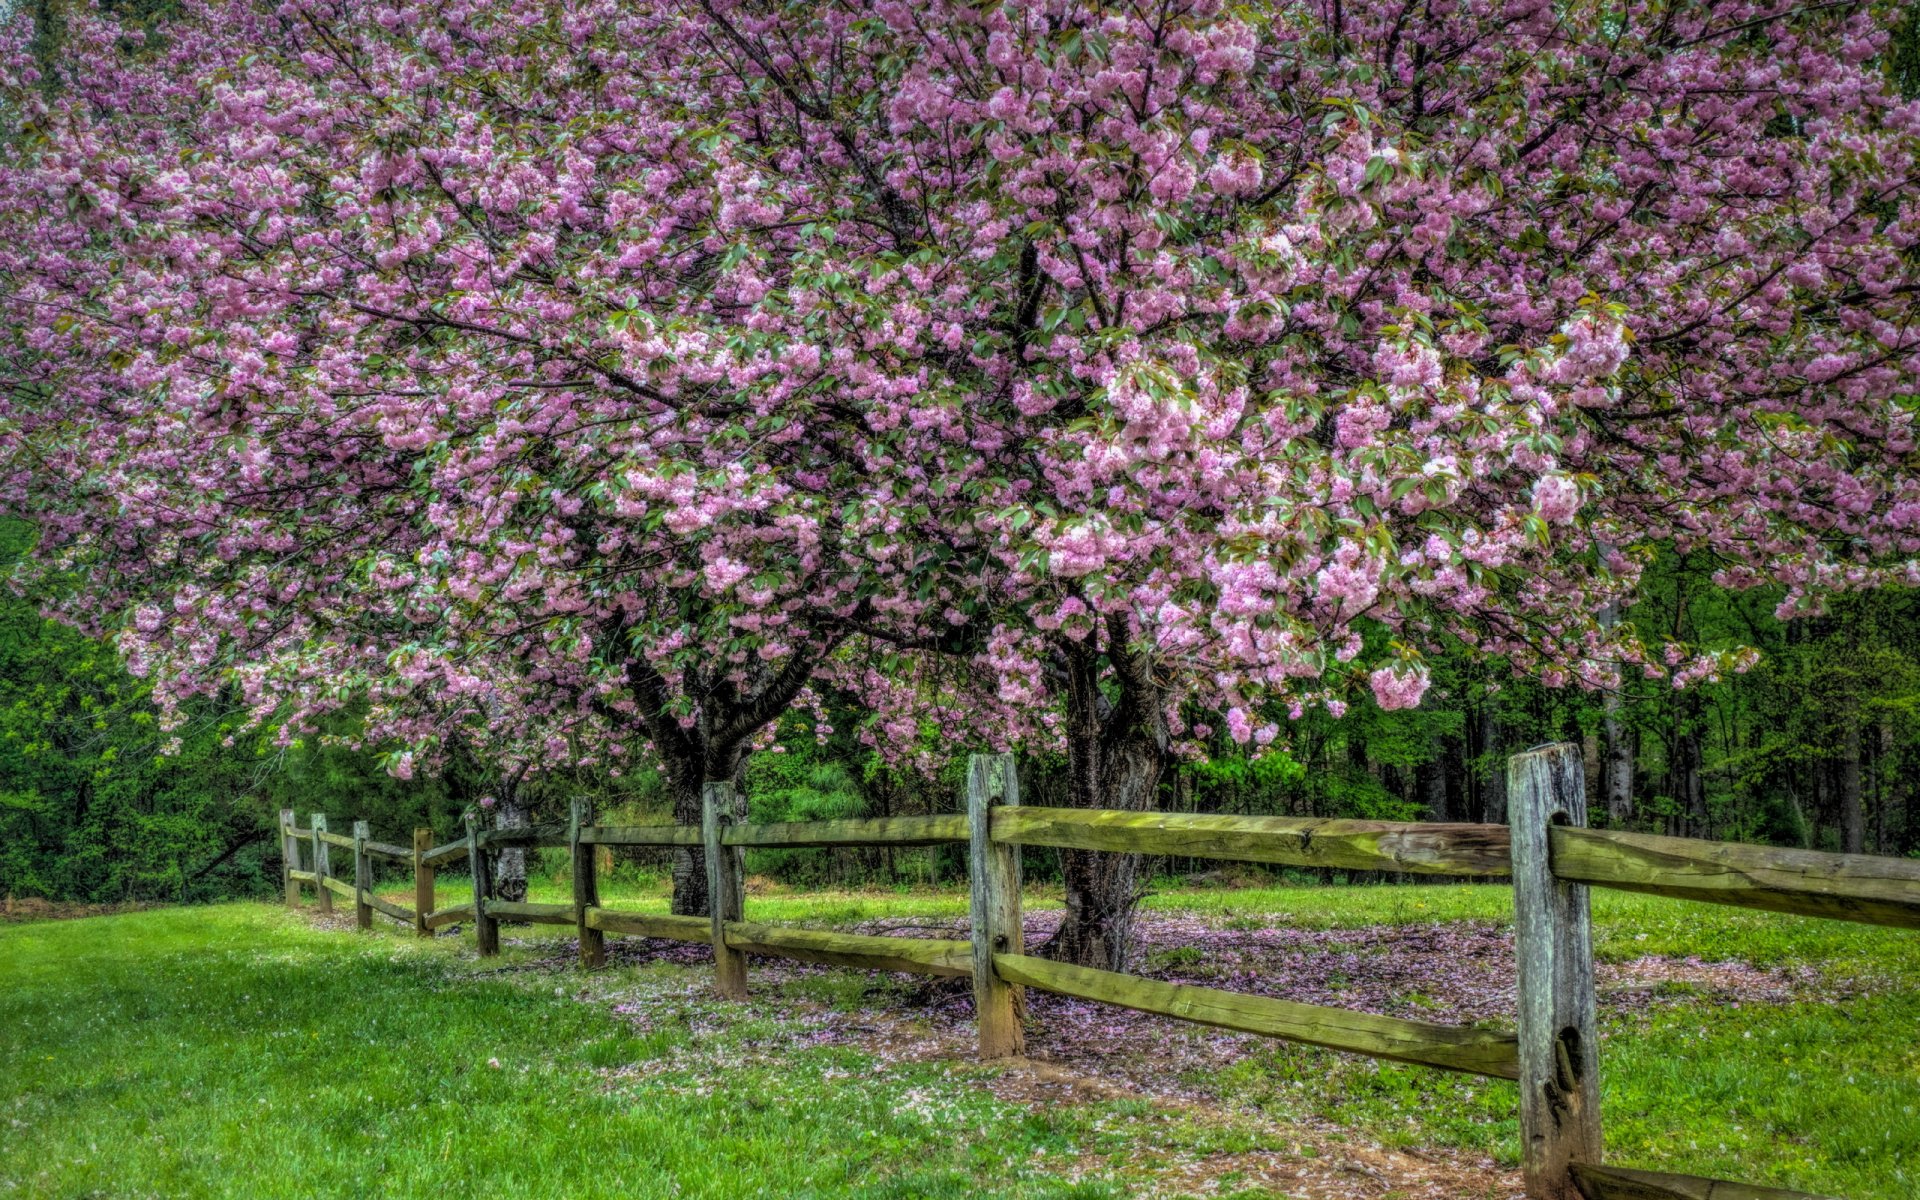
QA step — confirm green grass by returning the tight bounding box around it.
[0,906,1125,1199]
[6,884,1917,1198]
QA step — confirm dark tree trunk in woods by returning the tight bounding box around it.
[1419,743,1452,822]
[1840,722,1865,855]
[1602,690,1633,826]
[1046,616,1168,972]
[1477,707,1506,824]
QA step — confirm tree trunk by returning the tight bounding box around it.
[1045,618,1168,972]
[1840,722,1865,855]
[492,796,529,903]
[662,745,748,916]
[1419,737,1452,821]
[1478,707,1507,824]
[1602,690,1633,826]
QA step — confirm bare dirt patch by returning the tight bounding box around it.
[0,895,159,924]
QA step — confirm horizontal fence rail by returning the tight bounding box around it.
[580,824,704,847]
[722,814,967,848]
[1552,826,1920,930]
[1569,1161,1834,1200]
[275,741,1910,1200]
[991,808,1514,876]
[993,952,1520,1078]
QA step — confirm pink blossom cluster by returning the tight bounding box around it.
[0,0,1915,795]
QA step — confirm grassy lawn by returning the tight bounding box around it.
[4,883,1915,1198]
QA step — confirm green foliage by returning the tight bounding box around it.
[0,521,449,903]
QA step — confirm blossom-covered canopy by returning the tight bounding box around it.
[2,0,1917,784]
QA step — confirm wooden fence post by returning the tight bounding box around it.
[312,814,334,917]
[280,808,299,906]
[702,781,747,999]
[968,752,1025,1059]
[413,827,434,939]
[572,795,605,969]
[464,811,498,956]
[352,820,372,931]
[1510,743,1603,1199]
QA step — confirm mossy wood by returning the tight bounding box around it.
[721,815,968,847]
[1552,826,1920,928]
[424,904,474,930]
[279,809,299,906]
[352,820,372,931]
[316,830,356,850]
[570,796,605,969]
[1510,743,1603,1200]
[584,908,712,942]
[1570,1162,1833,1200]
[362,840,414,862]
[702,782,749,999]
[992,953,1520,1079]
[361,891,414,924]
[463,812,499,957]
[319,877,355,900]
[483,901,574,925]
[419,839,475,868]
[991,808,1512,876]
[412,828,434,939]
[286,869,317,884]
[723,923,973,976]
[969,753,1025,1059]
[311,815,333,917]
[579,824,704,847]
[474,824,568,851]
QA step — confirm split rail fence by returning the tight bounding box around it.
[279,743,1920,1200]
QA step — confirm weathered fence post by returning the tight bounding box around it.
[352,820,372,932]
[572,795,605,969]
[968,752,1025,1059]
[280,808,299,906]
[1510,743,1603,1199]
[413,827,434,939]
[463,811,498,956]
[312,814,334,917]
[702,781,747,999]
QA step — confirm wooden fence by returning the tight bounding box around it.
[278,743,1920,1200]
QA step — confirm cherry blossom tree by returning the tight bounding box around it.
[4,0,1920,962]
[655,0,1920,964]
[0,0,992,914]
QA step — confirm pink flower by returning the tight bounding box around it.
[1369,664,1431,711]
[1532,475,1581,524]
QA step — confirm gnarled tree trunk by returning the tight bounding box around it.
[491,794,529,903]
[619,640,832,917]
[1045,616,1168,972]
[660,739,749,917]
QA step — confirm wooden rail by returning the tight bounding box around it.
[418,839,470,869]
[992,808,1513,876]
[279,743,1912,1200]
[995,952,1520,1077]
[362,891,414,925]
[581,824,703,847]
[723,814,967,848]
[1570,1162,1831,1200]
[726,924,972,976]
[583,908,711,941]
[483,900,574,925]
[1552,826,1920,930]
